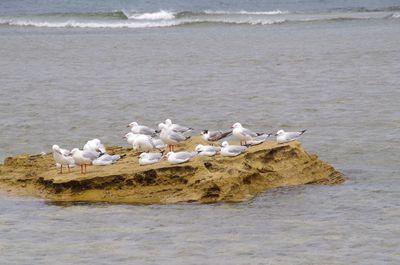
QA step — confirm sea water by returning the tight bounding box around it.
[0,0,399,264]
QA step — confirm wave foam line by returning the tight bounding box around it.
[203,10,288,15]
[0,19,182,28]
[127,10,176,20]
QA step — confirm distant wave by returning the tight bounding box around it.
[127,10,176,20]
[202,10,288,15]
[0,8,398,29]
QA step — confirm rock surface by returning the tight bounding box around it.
[0,137,344,204]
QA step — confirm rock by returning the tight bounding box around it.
[0,137,345,204]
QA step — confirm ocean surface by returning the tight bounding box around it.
[0,0,399,264]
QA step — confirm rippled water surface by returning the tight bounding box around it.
[0,0,399,264]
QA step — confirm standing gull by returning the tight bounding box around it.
[220,141,247,157]
[201,130,232,144]
[71,148,100,174]
[164,119,193,134]
[124,133,165,151]
[166,151,197,164]
[275,129,307,144]
[159,123,190,152]
[128,122,159,136]
[52,145,75,174]
[232,122,263,145]
[84,138,106,154]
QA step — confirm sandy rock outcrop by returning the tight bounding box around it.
[0,137,344,204]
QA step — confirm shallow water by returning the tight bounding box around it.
[0,0,399,264]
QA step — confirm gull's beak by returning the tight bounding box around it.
[123,136,127,139]
[275,133,278,136]
[126,125,130,128]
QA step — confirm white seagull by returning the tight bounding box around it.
[83,138,106,154]
[195,144,221,156]
[124,132,164,151]
[92,154,121,166]
[52,145,75,174]
[164,119,193,134]
[124,132,139,146]
[232,122,263,145]
[159,123,190,152]
[201,130,232,144]
[166,151,197,164]
[275,129,307,144]
[246,133,273,146]
[139,152,163,165]
[152,138,166,149]
[128,121,159,136]
[220,141,247,157]
[71,148,100,174]
[131,134,158,152]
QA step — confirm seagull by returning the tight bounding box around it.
[52,145,75,174]
[232,122,263,145]
[124,132,164,151]
[83,138,106,154]
[128,121,159,136]
[220,141,247,157]
[195,144,221,156]
[71,148,100,174]
[124,132,139,146]
[246,133,273,146]
[92,154,121,166]
[201,130,232,144]
[131,134,158,152]
[139,152,163,165]
[159,123,190,152]
[166,151,197,164]
[164,119,193,134]
[275,129,307,144]
[152,138,166,149]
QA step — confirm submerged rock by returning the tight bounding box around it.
[0,137,344,204]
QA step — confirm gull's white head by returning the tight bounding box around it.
[221,141,229,147]
[276,130,285,136]
[139,153,146,158]
[195,144,204,151]
[158,123,168,130]
[166,152,173,157]
[232,122,242,129]
[89,138,101,145]
[70,148,79,154]
[128,122,138,128]
[124,132,133,139]
[165,119,172,126]
[52,145,60,151]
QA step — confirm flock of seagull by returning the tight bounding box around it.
[52,118,306,174]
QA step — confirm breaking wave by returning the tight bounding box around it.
[0,8,398,29]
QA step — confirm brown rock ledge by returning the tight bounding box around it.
[0,137,345,204]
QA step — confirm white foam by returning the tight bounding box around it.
[392,13,400,18]
[0,19,182,28]
[204,10,289,15]
[128,10,176,20]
